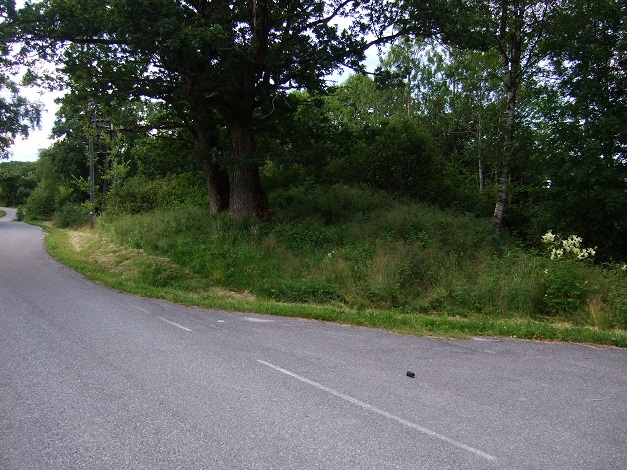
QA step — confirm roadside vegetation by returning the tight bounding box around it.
[43,178,626,347]
[2,1,625,346]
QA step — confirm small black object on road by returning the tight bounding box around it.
[406,371,416,378]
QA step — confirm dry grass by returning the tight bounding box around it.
[205,287,256,301]
[587,293,610,329]
[66,228,190,281]
[68,230,91,251]
[366,244,406,292]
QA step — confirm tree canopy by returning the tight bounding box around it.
[2,0,625,260]
[14,0,410,218]
[0,1,40,159]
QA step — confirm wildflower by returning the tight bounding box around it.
[541,231,556,244]
[543,231,595,262]
[550,248,564,260]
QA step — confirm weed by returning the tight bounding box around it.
[53,202,90,228]
[44,183,627,346]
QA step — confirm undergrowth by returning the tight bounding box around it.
[89,184,626,343]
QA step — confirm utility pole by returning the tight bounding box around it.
[89,136,95,228]
[87,103,113,229]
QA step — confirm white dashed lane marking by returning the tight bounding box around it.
[257,359,497,463]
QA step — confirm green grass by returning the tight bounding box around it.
[0,209,6,218]
[43,184,627,347]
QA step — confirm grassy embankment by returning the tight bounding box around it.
[44,185,627,347]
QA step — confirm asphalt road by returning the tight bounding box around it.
[1,207,626,469]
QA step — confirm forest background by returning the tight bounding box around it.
[1,0,626,345]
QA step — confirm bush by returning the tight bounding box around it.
[25,184,58,219]
[604,272,627,329]
[101,183,627,334]
[270,184,395,223]
[327,117,458,206]
[539,260,590,316]
[53,202,90,228]
[106,173,207,214]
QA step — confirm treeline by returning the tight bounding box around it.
[1,0,625,261]
[0,161,37,207]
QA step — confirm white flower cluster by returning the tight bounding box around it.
[541,231,556,244]
[541,231,596,261]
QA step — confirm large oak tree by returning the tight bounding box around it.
[15,0,403,219]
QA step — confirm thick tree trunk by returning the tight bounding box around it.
[198,0,271,220]
[229,165,271,220]
[227,117,271,220]
[200,156,230,214]
[194,122,230,214]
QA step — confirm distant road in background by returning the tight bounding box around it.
[1,207,626,469]
[0,207,15,219]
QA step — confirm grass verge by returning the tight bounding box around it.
[44,224,627,347]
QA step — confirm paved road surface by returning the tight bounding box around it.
[1,207,626,469]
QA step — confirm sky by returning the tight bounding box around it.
[8,86,62,162]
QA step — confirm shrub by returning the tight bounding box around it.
[605,279,627,329]
[100,184,626,334]
[537,231,599,318]
[15,207,25,221]
[106,173,207,214]
[539,260,591,317]
[53,202,90,228]
[270,184,395,223]
[25,183,58,219]
[327,117,455,206]
[541,230,596,261]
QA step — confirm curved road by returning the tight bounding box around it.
[1,207,626,469]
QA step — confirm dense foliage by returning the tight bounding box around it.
[11,0,410,219]
[100,184,627,333]
[0,160,37,205]
[0,0,624,265]
[0,1,40,158]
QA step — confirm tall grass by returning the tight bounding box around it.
[100,184,627,333]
